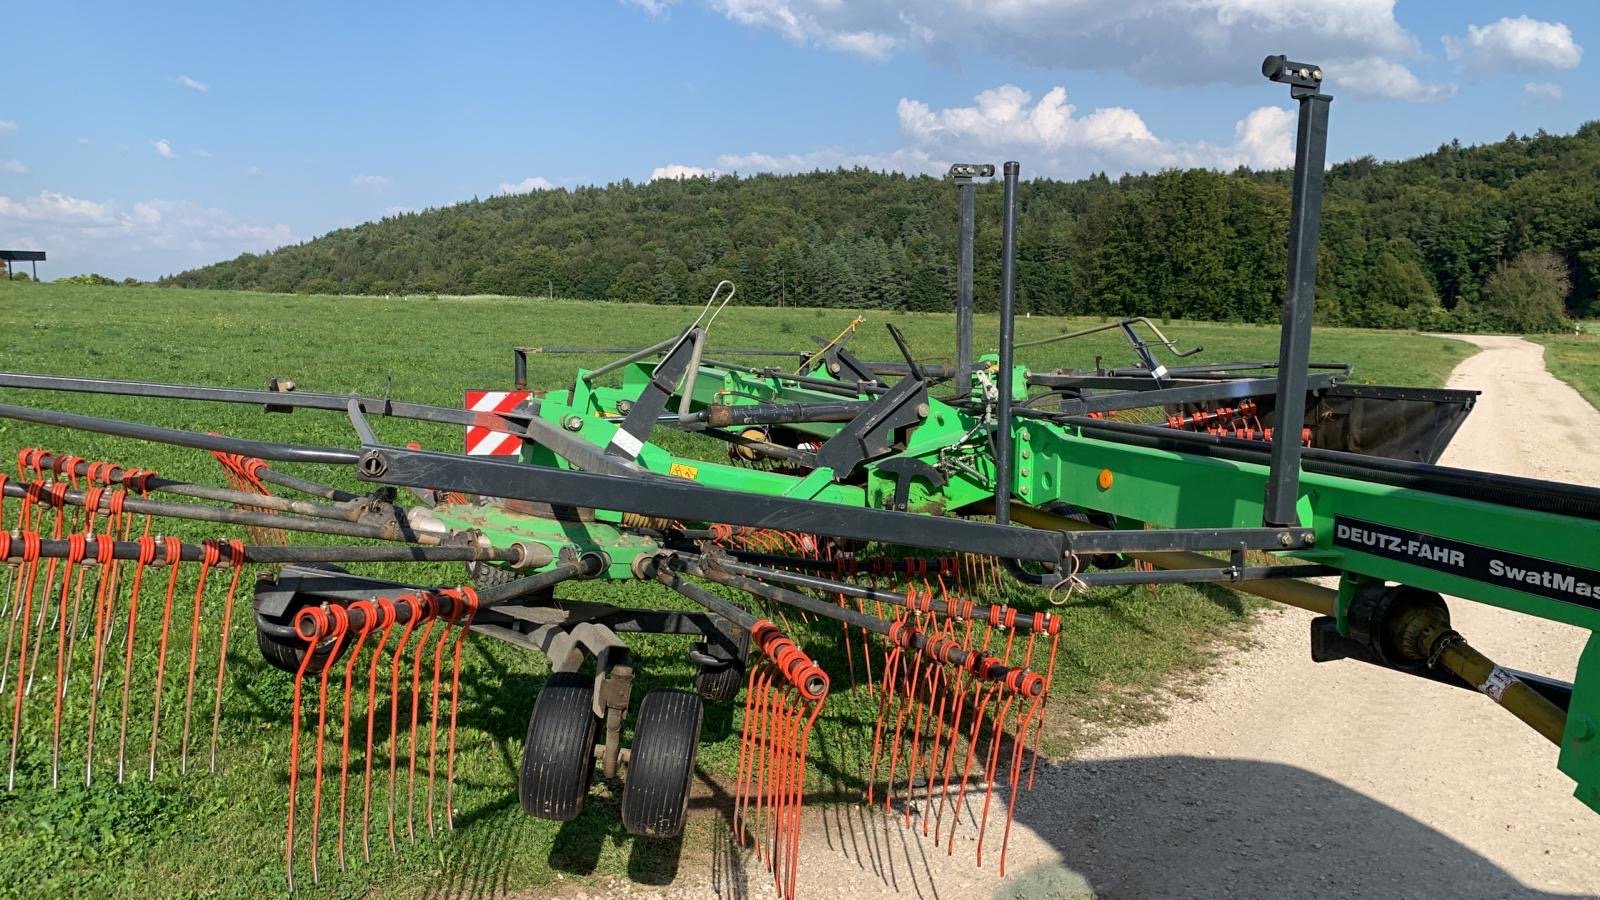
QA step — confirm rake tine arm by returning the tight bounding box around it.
[21,452,363,522]
[0,536,516,565]
[0,481,447,545]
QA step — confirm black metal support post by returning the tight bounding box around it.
[1261,56,1332,527]
[994,161,1020,526]
[953,171,977,387]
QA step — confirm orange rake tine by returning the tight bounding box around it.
[423,601,454,837]
[147,536,184,780]
[405,612,440,841]
[865,621,904,807]
[441,587,478,831]
[4,532,39,790]
[49,534,88,788]
[334,598,377,864]
[284,606,332,893]
[731,657,767,845]
[1026,613,1061,791]
[361,599,397,861]
[115,536,156,783]
[208,540,248,773]
[0,536,23,698]
[336,600,377,871]
[307,606,351,885]
[387,593,428,852]
[83,534,118,786]
[1000,687,1046,876]
[948,682,996,854]
[178,540,221,775]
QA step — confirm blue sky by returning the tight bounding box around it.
[1,1,1592,279]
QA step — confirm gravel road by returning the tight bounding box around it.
[579,335,1600,900]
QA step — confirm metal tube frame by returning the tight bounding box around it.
[1262,62,1332,526]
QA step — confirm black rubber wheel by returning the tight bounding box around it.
[621,689,703,838]
[693,663,744,703]
[467,560,520,589]
[254,564,352,675]
[519,671,600,821]
[254,616,342,675]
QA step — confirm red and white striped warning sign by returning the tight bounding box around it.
[464,390,532,456]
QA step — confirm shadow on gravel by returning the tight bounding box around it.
[835,754,1584,900]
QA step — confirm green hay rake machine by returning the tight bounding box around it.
[0,56,1597,896]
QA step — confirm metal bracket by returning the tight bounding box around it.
[814,375,930,479]
[876,457,947,511]
[604,326,701,460]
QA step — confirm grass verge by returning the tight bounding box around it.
[1531,330,1600,411]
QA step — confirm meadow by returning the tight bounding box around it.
[0,282,1476,897]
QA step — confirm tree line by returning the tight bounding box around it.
[162,123,1600,333]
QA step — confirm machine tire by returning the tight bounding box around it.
[254,563,351,675]
[468,560,520,589]
[519,671,600,821]
[621,689,703,838]
[255,616,342,675]
[693,663,744,703]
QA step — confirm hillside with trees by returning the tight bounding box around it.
[163,124,1600,332]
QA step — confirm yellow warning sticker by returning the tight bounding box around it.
[669,462,700,480]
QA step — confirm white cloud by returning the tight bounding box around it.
[0,160,27,175]
[351,173,392,191]
[686,84,1299,182]
[244,165,262,176]
[1226,107,1296,170]
[897,85,1296,175]
[714,147,938,175]
[1524,81,1563,102]
[191,148,213,158]
[76,137,90,145]
[0,189,297,278]
[495,176,556,194]
[0,121,16,136]
[649,164,712,181]
[627,0,680,17]
[1333,57,1457,103]
[674,0,1438,94]
[176,74,210,92]
[0,191,124,227]
[151,138,175,159]
[1444,17,1582,74]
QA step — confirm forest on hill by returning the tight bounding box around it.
[163,123,1600,332]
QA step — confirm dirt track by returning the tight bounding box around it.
[593,335,1600,900]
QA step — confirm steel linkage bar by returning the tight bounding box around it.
[0,400,359,465]
[688,551,1062,633]
[1072,563,1334,587]
[357,444,1070,562]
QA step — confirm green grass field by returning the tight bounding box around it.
[1534,329,1600,410]
[0,282,1475,897]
